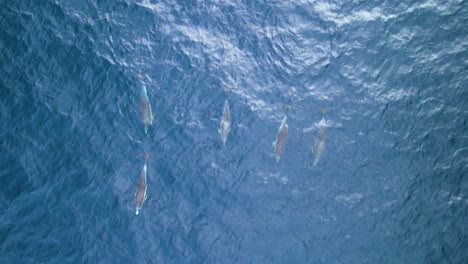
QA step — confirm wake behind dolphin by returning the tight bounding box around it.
[273,116,288,162]
[140,85,154,134]
[312,118,326,166]
[135,155,149,215]
[218,99,231,146]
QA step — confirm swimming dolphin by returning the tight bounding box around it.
[135,158,148,215]
[312,119,326,166]
[218,99,231,146]
[140,85,154,134]
[273,116,288,162]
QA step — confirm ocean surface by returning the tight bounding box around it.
[1,0,467,263]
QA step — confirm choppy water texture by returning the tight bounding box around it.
[1,0,467,263]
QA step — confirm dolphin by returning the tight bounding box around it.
[135,157,148,215]
[218,99,231,146]
[140,85,154,134]
[272,116,288,162]
[312,119,326,166]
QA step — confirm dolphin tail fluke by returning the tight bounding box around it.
[142,153,151,160]
[282,104,292,111]
[135,209,139,215]
[313,159,318,166]
[137,72,150,81]
[319,108,330,114]
[223,85,233,93]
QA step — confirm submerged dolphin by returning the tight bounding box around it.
[140,85,154,134]
[135,158,148,215]
[313,119,326,166]
[273,116,288,162]
[218,99,231,146]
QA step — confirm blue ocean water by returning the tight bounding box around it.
[1,0,467,263]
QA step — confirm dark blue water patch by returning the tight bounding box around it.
[0,152,34,208]
[0,185,84,263]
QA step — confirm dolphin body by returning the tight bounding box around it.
[218,99,231,146]
[135,160,148,215]
[140,85,154,134]
[273,116,288,162]
[313,120,326,166]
